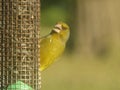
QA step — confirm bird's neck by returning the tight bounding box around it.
[51,32,69,43]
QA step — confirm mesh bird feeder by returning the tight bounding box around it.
[0,0,41,90]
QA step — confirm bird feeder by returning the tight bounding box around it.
[0,0,41,90]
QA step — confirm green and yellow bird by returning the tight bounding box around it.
[40,22,70,71]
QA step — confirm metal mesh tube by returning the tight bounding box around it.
[0,0,41,89]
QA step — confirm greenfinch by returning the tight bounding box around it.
[40,22,70,71]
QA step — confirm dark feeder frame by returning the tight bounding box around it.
[0,0,41,90]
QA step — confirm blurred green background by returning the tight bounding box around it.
[41,0,120,90]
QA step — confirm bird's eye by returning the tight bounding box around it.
[62,25,68,30]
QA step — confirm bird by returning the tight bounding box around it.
[40,22,70,71]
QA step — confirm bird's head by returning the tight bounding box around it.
[51,22,70,42]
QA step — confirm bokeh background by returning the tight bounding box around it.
[41,0,120,90]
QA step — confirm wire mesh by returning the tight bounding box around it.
[0,0,41,90]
